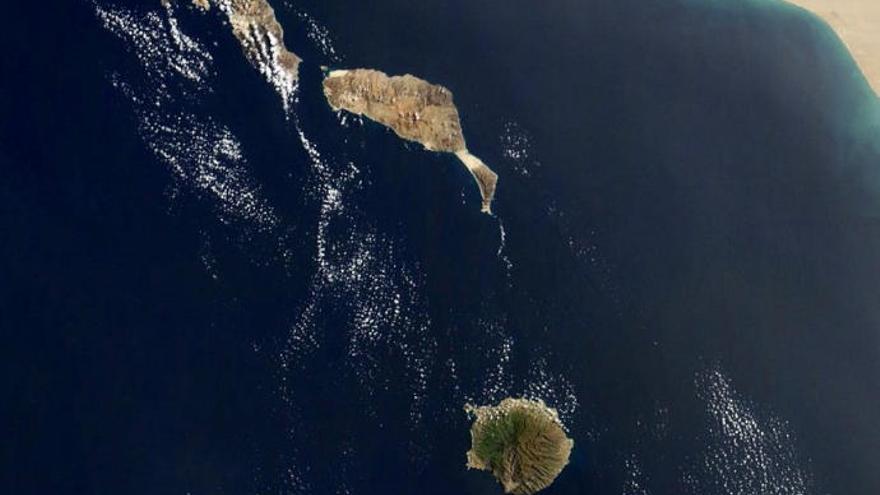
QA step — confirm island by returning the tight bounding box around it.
[465,398,574,495]
[189,0,301,101]
[783,0,880,96]
[182,0,499,213]
[323,69,499,214]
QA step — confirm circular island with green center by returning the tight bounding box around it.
[465,398,574,495]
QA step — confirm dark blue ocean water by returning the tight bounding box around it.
[3,0,880,494]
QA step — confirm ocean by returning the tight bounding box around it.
[3,0,880,494]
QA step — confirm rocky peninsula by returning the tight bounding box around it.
[323,69,498,213]
[465,398,574,494]
[180,1,498,212]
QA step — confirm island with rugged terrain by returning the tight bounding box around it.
[323,69,499,213]
[465,398,574,494]
[187,0,301,102]
[182,0,498,213]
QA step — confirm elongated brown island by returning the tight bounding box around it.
[323,69,499,214]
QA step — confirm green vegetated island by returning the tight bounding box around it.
[182,0,497,214]
[466,398,574,495]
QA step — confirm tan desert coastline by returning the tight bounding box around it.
[783,0,880,96]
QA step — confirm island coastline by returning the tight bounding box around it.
[323,68,499,214]
[465,398,574,495]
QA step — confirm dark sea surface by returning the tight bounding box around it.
[3,0,880,494]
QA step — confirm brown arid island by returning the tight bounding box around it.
[323,69,499,214]
[180,0,497,213]
[783,0,880,97]
[465,398,574,495]
[184,0,301,102]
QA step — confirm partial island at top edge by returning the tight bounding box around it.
[185,0,301,103]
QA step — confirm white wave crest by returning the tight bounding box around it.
[96,2,280,233]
